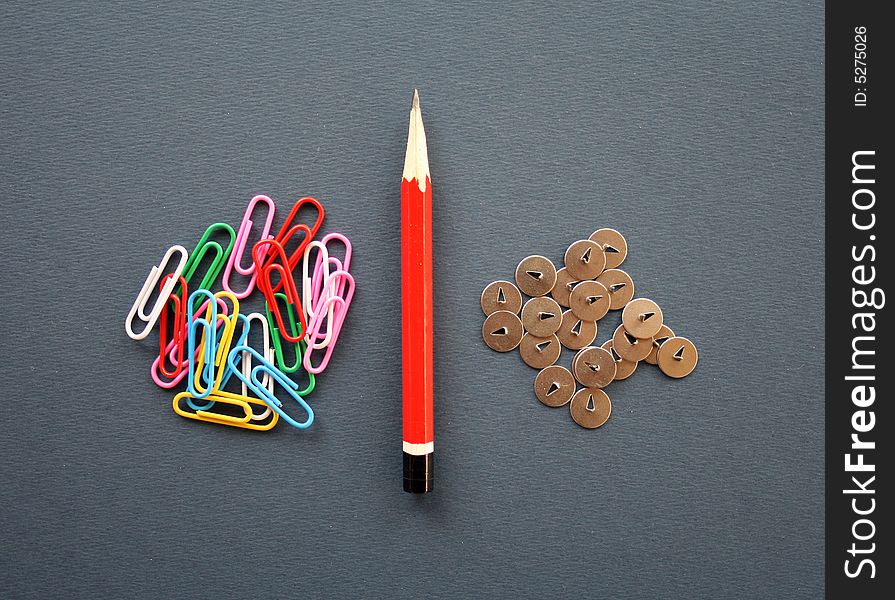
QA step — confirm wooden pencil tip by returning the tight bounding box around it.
[403,89,429,188]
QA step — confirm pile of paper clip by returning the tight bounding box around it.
[124,195,355,431]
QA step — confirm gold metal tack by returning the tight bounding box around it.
[480,280,524,316]
[519,333,562,369]
[563,239,606,280]
[521,296,563,338]
[534,365,577,407]
[514,255,557,297]
[571,346,617,388]
[595,269,635,310]
[621,297,664,339]
[657,336,698,378]
[569,280,611,322]
[481,310,524,352]
[556,309,597,350]
[569,387,612,429]
[611,324,653,362]
[588,228,628,269]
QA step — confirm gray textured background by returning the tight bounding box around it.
[0,1,824,598]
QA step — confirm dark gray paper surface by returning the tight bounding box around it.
[0,2,824,598]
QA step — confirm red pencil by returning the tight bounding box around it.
[402,89,434,493]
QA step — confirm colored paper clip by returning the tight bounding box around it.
[307,233,353,350]
[222,195,276,299]
[217,314,252,389]
[157,274,188,378]
[187,290,240,401]
[188,315,237,410]
[269,196,325,260]
[257,196,321,291]
[288,196,325,239]
[216,314,276,421]
[150,297,230,388]
[219,314,276,421]
[186,290,218,399]
[172,389,278,431]
[191,301,240,405]
[303,269,355,374]
[217,314,274,404]
[240,313,276,420]
[253,238,306,343]
[312,232,353,306]
[181,223,236,303]
[263,222,313,273]
[125,244,189,340]
[227,345,314,430]
[262,294,316,400]
[302,240,329,323]
[265,292,308,374]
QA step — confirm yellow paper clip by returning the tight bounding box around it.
[191,291,240,397]
[173,390,278,431]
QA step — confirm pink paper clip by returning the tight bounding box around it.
[307,255,345,350]
[302,241,330,345]
[303,269,355,374]
[311,233,352,306]
[222,195,276,299]
[150,297,230,388]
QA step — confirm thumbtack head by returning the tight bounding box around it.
[589,228,628,269]
[657,337,698,378]
[521,296,562,337]
[481,280,523,316]
[622,298,664,339]
[515,255,557,297]
[481,311,523,352]
[564,239,606,280]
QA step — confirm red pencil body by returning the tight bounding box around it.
[401,91,434,493]
[401,177,433,444]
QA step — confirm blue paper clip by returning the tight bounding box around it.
[187,289,218,401]
[226,345,314,430]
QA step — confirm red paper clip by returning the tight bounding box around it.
[259,197,324,274]
[253,238,307,343]
[158,274,188,378]
[281,196,325,242]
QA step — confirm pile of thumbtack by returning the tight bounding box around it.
[480,228,698,429]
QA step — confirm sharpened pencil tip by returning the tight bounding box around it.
[404,88,429,189]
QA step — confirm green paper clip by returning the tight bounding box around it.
[182,223,237,298]
[266,293,315,395]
